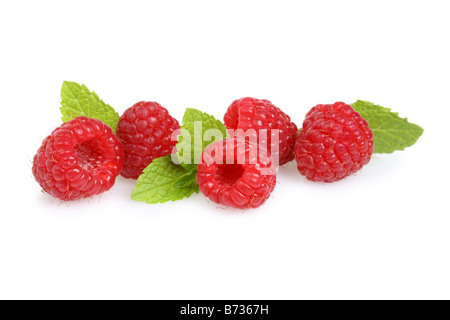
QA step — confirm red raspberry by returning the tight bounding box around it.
[196,137,277,209]
[117,101,180,179]
[224,97,298,166]
[294,102,374,182]
[32,117,124,201]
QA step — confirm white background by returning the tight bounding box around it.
[0,0,449,300]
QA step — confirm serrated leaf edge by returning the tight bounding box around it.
[352,100,424,154]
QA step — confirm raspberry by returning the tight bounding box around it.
[32,116,124,201]
[223,97,298,166]
[117,101,180,179]
[294,102,374,182]
[196,137,277,209]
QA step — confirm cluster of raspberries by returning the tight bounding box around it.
[33,99,374,208]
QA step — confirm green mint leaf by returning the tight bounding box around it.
[60,81,120,133]
[351,100,424,154]
[131,156,199,204]
[175,108,228,169]
[174,169,198,189]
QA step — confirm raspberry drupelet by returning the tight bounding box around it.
[117,101,180,179]
[32,116,124,200]
[224,97,298,166]
[295,102,374,182]
[196,137,277,209]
